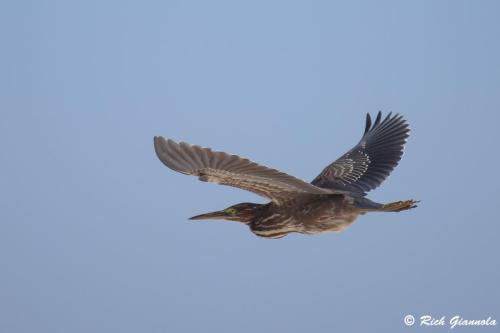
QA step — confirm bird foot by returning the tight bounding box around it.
[382,200,419,212]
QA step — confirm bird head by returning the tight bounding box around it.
[189,202,262,223]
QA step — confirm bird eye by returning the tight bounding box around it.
[224,208,237,215]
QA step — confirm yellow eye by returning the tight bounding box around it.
[224,208,237,215]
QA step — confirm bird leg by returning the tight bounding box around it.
[381,200,419,212]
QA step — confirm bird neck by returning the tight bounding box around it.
[235,203,266,224]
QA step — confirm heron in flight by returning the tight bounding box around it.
[154,112,417,239]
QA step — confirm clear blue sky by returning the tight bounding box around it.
[1,1,499,332]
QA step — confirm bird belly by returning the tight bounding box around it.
[300,200,360,234]
[302,215,358,234]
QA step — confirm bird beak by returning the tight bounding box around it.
[189,211,226,220]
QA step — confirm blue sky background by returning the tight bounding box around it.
[1,1,499,332]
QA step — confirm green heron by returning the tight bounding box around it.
[154,112,417,239]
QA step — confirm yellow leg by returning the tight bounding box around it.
[382,200,419,212]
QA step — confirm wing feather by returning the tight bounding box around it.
[154,137,330,204]
[311,112,410,194]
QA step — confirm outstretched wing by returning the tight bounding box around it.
[154,137,330,204]
[311,112,410,194]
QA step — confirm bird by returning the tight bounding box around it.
[154,112,417,239]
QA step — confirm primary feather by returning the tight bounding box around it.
[154,137,330,205]
[311,111,410,194]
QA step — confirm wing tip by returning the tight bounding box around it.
[364,111,385,134]
[153,136,193,175]
[364,111,410,135]
[153,136,165,156]
[364,113,372,134]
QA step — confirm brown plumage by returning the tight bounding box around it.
[154,112,417,239]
